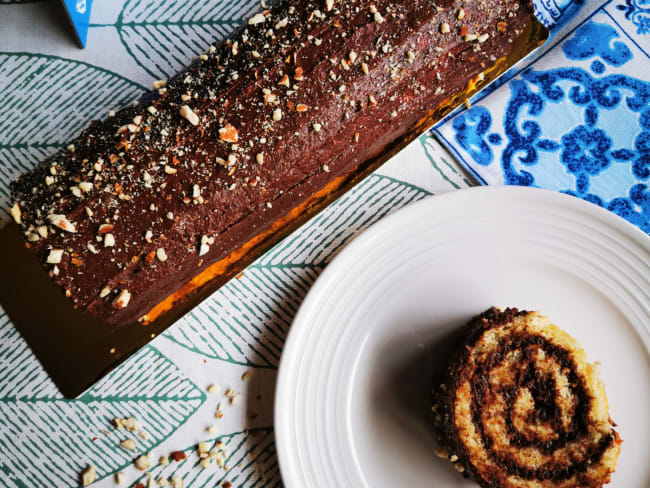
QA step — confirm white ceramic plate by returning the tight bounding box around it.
[275,186,650,488]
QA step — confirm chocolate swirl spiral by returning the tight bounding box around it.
[437,308,621,488]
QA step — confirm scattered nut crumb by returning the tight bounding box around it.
[134,453,151,471]
[81,465,96,486]
[120,438,136,450]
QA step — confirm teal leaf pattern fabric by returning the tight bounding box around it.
[0,1,473,486]
[0,311,205,487]
[133,429,280,487]
[115,0,259,80]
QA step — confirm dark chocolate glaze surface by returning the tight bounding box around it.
[11,0,533,324]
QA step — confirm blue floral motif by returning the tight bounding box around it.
[563,22,633,65]
[618,0,650,35]
[560,126,613,192]
[452,107,494,166]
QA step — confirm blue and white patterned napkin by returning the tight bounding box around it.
[434,0,650,233]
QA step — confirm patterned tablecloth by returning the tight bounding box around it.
[0,1,473,487]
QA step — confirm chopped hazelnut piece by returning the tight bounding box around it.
[46,249,64,264]
[171,477,183,488]
[279,74,290,87]
[81,465,96,486]
[294,67,304,81]
[179,105,200,126]
[10,203,22,224]
[156,248,168,262]
[296,104,308,112]
[198,442,211,453]
[272,108,282,121]
[256,152,264,165]
[440,22,450,33]
[120,439,137,450]
[48,214,77,233]
[152,80,166,89]
[199,458,211,469]
[112,289,131,309]
[98,224,114,234]
[207,384,219,394]
[207,425,218,435]
[248,12,266,24]
[100,287,111,298]
[104,233,116,247]
[478,33,490,43]
[312,123,322,132]
[159,455,170,466]
[457,8,465,19]
[134,453,151,470]
[219,124,238,143]
[115,472,125,485]
[164,165,177,174]
[325,0,334,11]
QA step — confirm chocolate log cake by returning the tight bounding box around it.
[434,308,621,488]
[10,0,536,325]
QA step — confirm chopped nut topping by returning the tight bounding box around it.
[279,74,290,87]
[464,33,478,42]
[48,214,77,233]
[134,453,151,470]
[79,181,93,193]
[219,124,239,143]
[374,11,384,23]
[368,94,378,106]
[166,212,174,220]
[37,226,48,238]
[248,12,266,24]
[199,458,211,469]
[164,166,177,174]
[156,248,168,262]
[294,67,304,81]
[198,442,211,453]
[207,425,218,435]
[325,0,334,11]
[152,80,166,89]
[458,8,465,20]
[147,106,157,115]
[179,105,200,126]
[241,370,253,381]
[256,152,264,165]
[159,455,170,465]
[478,33,490,43]
[113,289,131,309]
[275,17,288,29]
[98,224,114,234]
[100,287,111,298]
[207,384,219,394]
[120,439,137,450]
[440,22,450,33]
[171,476,183,488]
[361,62,369,74]
[272,108,282,121]
[104,233,116,247]
[144,230,153,243]
[312,123,322,132]
[46,249,64,264]
[322,164,330,173]
[170,451,187,462]
[10,203,22,224]
[296,104,308,112]
[87,243,99,254]
[81,465,96,487]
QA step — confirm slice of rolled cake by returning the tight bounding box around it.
[434,307,621,488]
